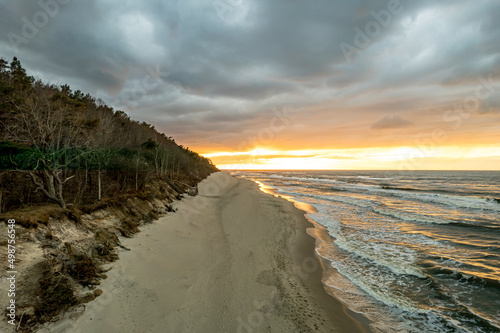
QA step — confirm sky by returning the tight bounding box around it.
[0,0,499,170]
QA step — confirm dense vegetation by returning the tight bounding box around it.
[0,57,217,212]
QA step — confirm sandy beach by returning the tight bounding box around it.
[41,172,369,333]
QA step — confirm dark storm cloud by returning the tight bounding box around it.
[0,0,499,150]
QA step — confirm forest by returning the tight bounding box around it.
[0,56,218,213]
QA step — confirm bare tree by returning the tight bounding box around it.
[85,109,119,201]
[4,87,89,208]
[87,148,115,201]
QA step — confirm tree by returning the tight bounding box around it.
[134,152,143,191]
[0,56,218,212]
[0,58,8,77]
[9,57,32,90]
[84,107,119,201]
[87,148,116,201]
[3,84,89,208]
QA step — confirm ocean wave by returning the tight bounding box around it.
[357,176,395,181]
[279,179,500,212]
[320,263,462,333]
[336,175,393,180]
[373,207,451,224]
[264,174,396,191]
[272,188,375,208]
[333,236,428,279]
[327,255,429,314]
[449,300,500,333]
[308,211,428,279]
[336,184,500,212]
[276,187,497,228]
[380,185,499,198]
[328,254,500,332]
[426,266,500,290]
[267,174,342,184]
[271,176,500,212]
[381,185,423,192]
[379,190,500,212]
[487,197,500,204]
[447,222,500,231]
[266,174,285,178]
[372,207,500,230]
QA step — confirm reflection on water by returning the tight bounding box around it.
[235,170,500,333]
[256,180,317,213]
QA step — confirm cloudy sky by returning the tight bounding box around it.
[1,0,499,169]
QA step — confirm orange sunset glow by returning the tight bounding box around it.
[203,146,500,170]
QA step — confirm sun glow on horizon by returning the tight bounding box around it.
[202,146,500,170]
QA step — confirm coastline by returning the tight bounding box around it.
[255,178,374,331]
[41,172,370,332]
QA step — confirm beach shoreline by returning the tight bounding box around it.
[41,172,370,332]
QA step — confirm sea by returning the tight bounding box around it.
[231,170,500,333]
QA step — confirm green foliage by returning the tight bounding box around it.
[141,138,159,150]
[0,56,218,211]
[0,140,36,169]
[9,57,33,89]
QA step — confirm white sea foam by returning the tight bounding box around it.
[385,191,500,212]
[248,172,500,332]
[357,176,395,181]
[267,174,342,184]
[264,174,500,212]
[272,188,375,208]
[373,207,451,225]
[307,207,428,278]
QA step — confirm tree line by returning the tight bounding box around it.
[0,57,218,212]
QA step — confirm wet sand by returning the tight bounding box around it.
[42,172,370,333]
